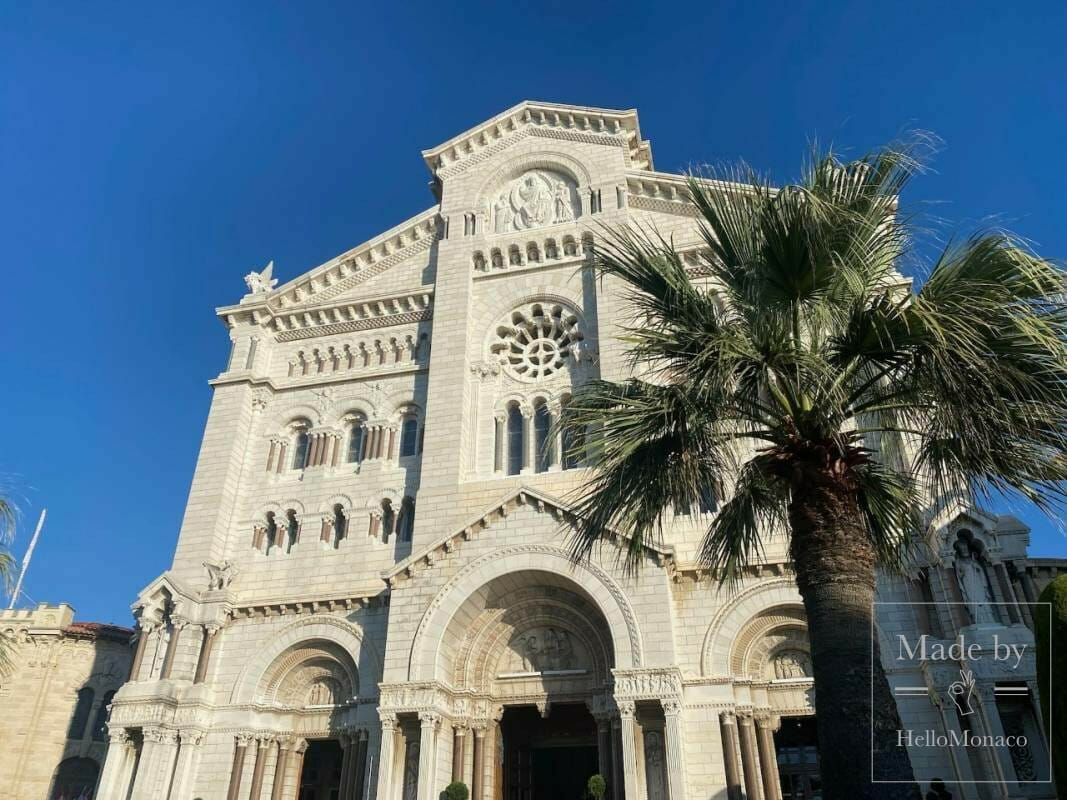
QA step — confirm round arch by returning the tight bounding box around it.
[701,578,805,676]
[229,615,382,705]
[476,151,593,208]
[408,545,643,681]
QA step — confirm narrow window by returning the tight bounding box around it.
[285,510,299,552]
[68,688,94,740]
[507,405,523,476]
[534,402,551,473]
[333,504,347,546]
[698,484,718,514]
[92,690,116,741]
[347,423,365,463]
[399,497,415,542]
[560,398,584,470]
[264,512,278,553]
[244,338,258,369]
[292,431,310,469]
[400,417,419,458]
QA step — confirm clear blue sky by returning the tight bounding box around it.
[2,1,1064,625]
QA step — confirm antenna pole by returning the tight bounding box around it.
[8,508,46,610]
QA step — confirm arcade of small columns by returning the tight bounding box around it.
[266,419,403,474]
[718,712,786,800]
[127,616,222,684]
[372,694,690,800]
[491,400,570,475]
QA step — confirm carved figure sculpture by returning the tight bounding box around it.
[244,260,278,294]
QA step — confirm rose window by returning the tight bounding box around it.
[491,303,583,381]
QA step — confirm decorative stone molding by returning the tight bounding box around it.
[612,667,683,701]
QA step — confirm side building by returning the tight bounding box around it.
[0,603,133,800]
[100,102,1063,800]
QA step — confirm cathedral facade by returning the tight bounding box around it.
[100,102,1060,800]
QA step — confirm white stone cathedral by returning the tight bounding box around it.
[99,102,1061,800]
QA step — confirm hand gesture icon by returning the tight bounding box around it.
[948,668,976,716]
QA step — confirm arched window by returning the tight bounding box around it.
[91,690,116,741]
[381,500,396,542]
[560,396,584,470]
[264,512,278,553]
[50,757,100,800]
[698,484,718,514]
[292,430,310,469]
[285,510,299,553]
[507,404,524,476]
[333,504,347,546]
[67,687,94,740]
[398,496,416,542]
[399,416,419,458]
[534,401,551,473]
[347,422,365,463]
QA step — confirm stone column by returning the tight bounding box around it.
[248,735,272,800]
[471,724,486,800]
[157,729,182,800]
[754,716,782,800]
[452,724,468,782]
[976,685,1016,783]
[595,717,613,796]
[129,727,162,800]
[377,715,398,800]
[290,740,309,799]
[993,563,1022,624]
[226,734,251,800]
[737,715,763,800]
[493,414,505,473]
[521,405,534,473]
[417,712,440,800]
[270,739,292,800]
[718,712,743,800]
[170,730,204,800]
[351,729,370,800]
[611,716,624,800]
[339,731,356,800]
[193,624,220,683]
[617,701,639,800]
[548,400,563,470]
[160,620,184,679]
[128,626,150,680]
[98,730,133,798]
[661,700,687,800]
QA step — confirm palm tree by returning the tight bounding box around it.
[562,139,1067,799]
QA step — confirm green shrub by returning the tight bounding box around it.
[587,774,607,800]
[1036,574,1067,791]
[443,781,469,800]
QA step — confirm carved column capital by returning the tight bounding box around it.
[418,711,441,729]
[616,700,636,718]
[661,698,683,716]
[754,714,780,732]
[379,712,398,731]
[179,729,205,746]
[719,710,737,725]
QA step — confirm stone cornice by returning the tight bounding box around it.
[382,486,675,588]
[225,207,441,313]
[228,588,388,620]
[221,288,434,342]
[422,101,652,178]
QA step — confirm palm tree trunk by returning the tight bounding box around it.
[788,473,920,800]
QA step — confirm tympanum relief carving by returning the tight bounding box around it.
[499,626,586,675]
[491,170,579,234]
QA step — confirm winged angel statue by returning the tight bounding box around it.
[244,260,278,294]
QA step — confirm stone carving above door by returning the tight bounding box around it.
[490,170,579,234]
[499,626,587,674]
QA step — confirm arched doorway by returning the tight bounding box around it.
[50,757,99,799]
[439,570,617,800]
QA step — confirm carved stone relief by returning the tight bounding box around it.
[490,170,579,234]
[499,626,585,674]
[771,649,812,680]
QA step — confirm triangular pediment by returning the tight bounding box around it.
[382,486,675,588]
[421,101,653,180]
